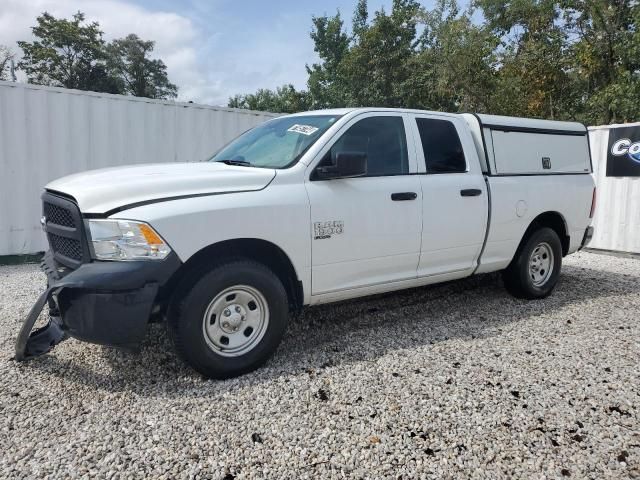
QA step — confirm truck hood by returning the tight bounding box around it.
[46,162,276,214]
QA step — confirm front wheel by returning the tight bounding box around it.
[502,227,563,299]
[168,260,289,379]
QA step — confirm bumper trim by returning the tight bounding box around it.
[580,226,594,249]
[15,287,66,361]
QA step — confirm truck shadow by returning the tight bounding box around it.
[23,262,640,396]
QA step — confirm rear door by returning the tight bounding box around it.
[305,113,422,295]
[410,114,488,277]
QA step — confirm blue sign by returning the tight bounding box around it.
[607,126,640,177]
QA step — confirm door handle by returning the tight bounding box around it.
[391,192,417,201]
[460,189,482,197]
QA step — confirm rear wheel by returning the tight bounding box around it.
[168,260,289,379]
[502,227,563,299]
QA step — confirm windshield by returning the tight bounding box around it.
[210,115,341,169]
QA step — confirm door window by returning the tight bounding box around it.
[323,116,409,176]
[416,118,467,173]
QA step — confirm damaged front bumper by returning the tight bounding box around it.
[15,251,181,361]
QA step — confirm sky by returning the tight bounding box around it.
[0,0,398,106]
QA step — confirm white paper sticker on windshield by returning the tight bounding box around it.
[288,124,319,136]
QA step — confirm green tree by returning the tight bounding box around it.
[0,45,14,81]
[17,12,119,92]
[106,34,177,99]
[341,0,421,107]
[352,0,369,40]
[563,0,640,124]
[476,0,577,120]
[306,12,350,108]
[229,0,639,124]
[228,84,311,113]
[403,0,498,111]
[475,0,640,123]
[234,1,422,111]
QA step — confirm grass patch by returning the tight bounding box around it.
[0,253,44,266]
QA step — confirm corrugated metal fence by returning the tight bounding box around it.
[589,123,640,254]
[1,81,639,256]
[0,81,278,255]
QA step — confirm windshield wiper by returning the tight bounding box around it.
[217,159,252,167]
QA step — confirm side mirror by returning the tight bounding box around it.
[314,151,368,180]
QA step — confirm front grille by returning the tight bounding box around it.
[47,232,83,261]
[42,192,87,269]
[44,202,76,228]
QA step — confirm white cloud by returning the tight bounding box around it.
[0,0,229,104]
[1,1,419,106]
[0,0,317,106]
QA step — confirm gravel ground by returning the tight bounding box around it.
[0,251,638,479]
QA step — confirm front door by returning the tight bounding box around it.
[305,113,422,295]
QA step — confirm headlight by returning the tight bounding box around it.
[88,220,171,261]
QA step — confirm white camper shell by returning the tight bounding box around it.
[463,114,592,175]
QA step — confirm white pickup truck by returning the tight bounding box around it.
[16,108,596,378]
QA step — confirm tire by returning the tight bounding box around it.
[168,260,289,379]
[502,227,563,299]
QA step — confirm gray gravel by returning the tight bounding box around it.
[0,251,638,479]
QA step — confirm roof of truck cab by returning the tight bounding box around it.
[285,108,587,133]
[285,107,459,117]
[285,108,357,116]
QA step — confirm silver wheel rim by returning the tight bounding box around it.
[529,242,554,287]
[202,285,269,357]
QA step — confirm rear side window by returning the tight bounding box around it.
[329,116,409,176]
[416,118,466,173]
